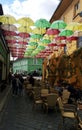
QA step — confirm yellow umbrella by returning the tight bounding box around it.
[65,22,82,31]
[18,26,32,33]
[0,14,16,24]
[32,27,46,34]
[17,17,34,26]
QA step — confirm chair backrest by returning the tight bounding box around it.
[62,89,70,104]
[41,89,49,95]
[57,97,64,114]
[47,94,58,106]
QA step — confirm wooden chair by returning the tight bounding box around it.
[32,87,43,110]
[43,93,58,113]
[57,97,78,127]
[62,89,70,104]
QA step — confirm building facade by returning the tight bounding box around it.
[13,58,44,75]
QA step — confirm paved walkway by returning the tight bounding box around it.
[0,87,82,130]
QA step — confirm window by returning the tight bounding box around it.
[33,59,37,64]
[74,1,80,17]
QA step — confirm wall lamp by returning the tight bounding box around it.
[73,11,82,20]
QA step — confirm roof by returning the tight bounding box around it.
[50,0,73,23]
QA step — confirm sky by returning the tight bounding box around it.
[0,0,60,22]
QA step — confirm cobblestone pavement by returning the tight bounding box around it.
[0,90,82,130]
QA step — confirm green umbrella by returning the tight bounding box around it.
[41,39,51,43]
[59,29,74,36]
[30,34,43,39]
[37,45,45,50]
[34,18,50,28]
[28,42,38,46]
[50,20,67,29]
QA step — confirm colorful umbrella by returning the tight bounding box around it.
[59,29,73,36]
[17,17,34,26]
[46,28,60,35]
[0,14,16,24]
[65,22,82,31]
[1,24,17,31]
[18,26,32,33]
[28,42,38,46]
[34,18,50,28]
[17,32,30,38]
[50,20,67,29]
[3,30,17,36]
[67,36,78,41]
[32,27,46,34]
[30,34,43,39]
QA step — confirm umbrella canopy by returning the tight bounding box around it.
[32,27,46,34]
[3,30,17,36]
[34,18,50,28]
[50,20,67,29]
[65,22,82,31]
[17,32,30,38]
[59,29,73,36]
[28,42,38,46]
[1,24,17,31]
[41,39,51,44]
[46,28,60,35]
[30,34,43,39]
[17,17,34,26]
[18,26,32,33]
[0,14,16,24]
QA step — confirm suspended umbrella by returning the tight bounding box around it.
[0,14,16,24]
[48,43,57,47]
[3,30,17,36]
[36,45,45,50]
[28,42,38,47]
[1,24,17,31]
[34,18,50,28]
[46,28,60,35]
[55,36,66,41]
[29,38,40,43]
[18,26,32,33]
[65,22,82,31]
[32,27,46,34]
[41,39,51,44]
[17,17,34,26]
[17,41,27,45]
[50,20,67,29]
[67,36,78,42]
[59,29,74,36]
[30,34,43,39]
[5,36,17,41]
[6,39,16,44]
[17,32,30,38]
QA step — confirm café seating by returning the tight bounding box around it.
[43,93,58,113]
[57,97,78,126]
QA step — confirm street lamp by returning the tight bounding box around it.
[73,11,82,19]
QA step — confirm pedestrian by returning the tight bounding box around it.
[29,75,35,87]
[18,74,24,96]
[12,74,18,96]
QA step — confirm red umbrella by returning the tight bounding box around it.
[46,28,60,35]
[6,40,16,43]
[17,41,27,44]
[3,30,17,36]
[58,43,66,47]
[55,36,66,41]
[48,43,58,47]
[67,36,78,41]
[17,32,30,38]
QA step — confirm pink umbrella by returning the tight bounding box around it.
[46,28,60,35]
